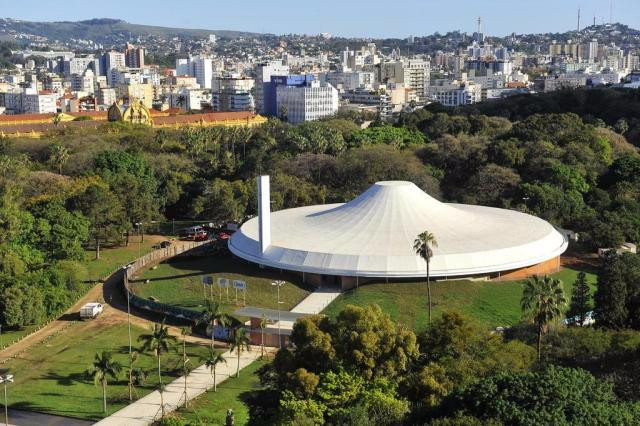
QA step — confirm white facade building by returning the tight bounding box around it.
[0,89,57,114]
[428,81,482,106]
[276,80,338,123]
[71,70,95,94]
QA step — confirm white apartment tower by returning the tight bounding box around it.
[276,81,339,124]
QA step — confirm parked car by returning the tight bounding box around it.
[153,240,172,249]
[80,303,104,319]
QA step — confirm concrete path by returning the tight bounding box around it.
[95,346,262,426]
[290,288,341,314]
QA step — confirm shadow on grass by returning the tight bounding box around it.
[144,254,313,292]
[43,371,89,386]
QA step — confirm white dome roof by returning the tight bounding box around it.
[229,181,568,278]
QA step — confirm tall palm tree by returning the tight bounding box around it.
[138,320,176,418]
[259,314,268,358]
[204,348,227,392]
[198,301,230,351]
[521,275,567,361]
[413,231,439,325]
[230,327,251,378]
[87,351,121,413]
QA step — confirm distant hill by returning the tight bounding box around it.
[0,17,263,44]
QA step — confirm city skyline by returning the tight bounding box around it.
[3,0,640,38]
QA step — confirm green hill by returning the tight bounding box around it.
[0,17,263,42]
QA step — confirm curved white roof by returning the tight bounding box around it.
[229,181,568,278]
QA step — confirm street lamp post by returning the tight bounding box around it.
[122,265,134,400]
[0,373,14,426]
[271,280,285,349]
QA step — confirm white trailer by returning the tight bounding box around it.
[80,303,104,319]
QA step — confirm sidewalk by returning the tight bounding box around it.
[290,288,341,314]
[95,345,262,426]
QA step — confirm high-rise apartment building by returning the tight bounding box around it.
[274,77,339,123]
[254,61,290,115]
[100,51,126,76]
[174,57,214,89]
[379,59,430,101]
[125,44,146,69]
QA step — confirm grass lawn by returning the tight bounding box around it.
[322,267,598,331]
[0,325,38,350]
[169,360,267,425]
[81,235,162,282]
[1,321,211,421]
[130,254,312,317]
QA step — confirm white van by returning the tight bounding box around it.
[80,303,104,319]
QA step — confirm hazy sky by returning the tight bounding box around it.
[3,0,639,38]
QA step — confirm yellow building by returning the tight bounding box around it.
[115,83,154,108]
[107,100,153,125]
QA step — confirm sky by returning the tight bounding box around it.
[3,0,640,38]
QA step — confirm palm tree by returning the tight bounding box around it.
[198,301,230,351]
[127,350,139,401]
[87,351,122,413]
[230,327,251,378]
[259,314,267,358]
[413,231,439,325]
[521,275,567,361]
[48,143,69,174]
[52,112,62,127]
[126,351,148,400]
[138,320,176,418]
[204,348,227,392]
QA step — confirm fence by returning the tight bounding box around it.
[123,240,214,323]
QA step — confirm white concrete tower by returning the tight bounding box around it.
[258,175,271,254]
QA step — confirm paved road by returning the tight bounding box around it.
[5,409,93,426]
[95,345,264,426]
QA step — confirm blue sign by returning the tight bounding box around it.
[201,276,213,285]
[233,280,246,290]
[217,278,229,288]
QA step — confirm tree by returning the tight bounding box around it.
[52,112,62,127]
[93,150,159,244]
[180,327,191,407]
[333,305,419,380]
[138,320,176,418]
[520,275,567,361]
[198,300,231,351]
[71,183,127,259]
[0,283,45,328]
[230,326,250,378]
[48,143,69,174]
[456,366,640,425]
[567,272,592,326]
[87,351,122,413]
[260,314,267,358]
[127,351,144,401]
[414,231,438,325]
[594,252,640,330]
[204,348,227,392]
